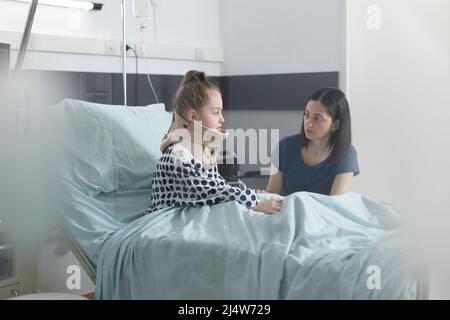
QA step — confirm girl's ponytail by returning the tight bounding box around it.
[172,70,219,119]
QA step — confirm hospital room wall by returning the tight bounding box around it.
[0,0,222,75]
[219,0,345,178]
[346,0,450,299]
[219,0,343,76]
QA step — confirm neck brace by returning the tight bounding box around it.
[160,112,229,169]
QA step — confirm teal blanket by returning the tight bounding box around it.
[95,192,418,299]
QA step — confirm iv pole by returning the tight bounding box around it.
[122,0,127,107]
[14,0,38,76]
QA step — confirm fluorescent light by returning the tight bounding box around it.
[14,0,103,11]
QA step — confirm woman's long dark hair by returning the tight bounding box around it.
[299,87,352,162]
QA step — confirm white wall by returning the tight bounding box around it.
[0,0,222,75]
[347,0,450,299]
[1,0,343,76]
[219,0,344,76]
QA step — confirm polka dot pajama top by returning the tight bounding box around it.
[148,143,258,213]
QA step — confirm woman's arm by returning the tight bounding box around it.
[330,172,354,195]
[265,163,283,194]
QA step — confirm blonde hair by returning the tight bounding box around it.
[172,70,220,119]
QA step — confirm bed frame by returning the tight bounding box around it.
[59,224,96,284]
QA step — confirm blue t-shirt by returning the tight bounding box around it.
[271,133,360,195]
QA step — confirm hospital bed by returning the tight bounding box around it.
[53,99,428,299]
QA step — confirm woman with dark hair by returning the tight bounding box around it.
[264,87,359,196]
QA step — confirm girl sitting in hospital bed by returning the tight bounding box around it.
[146,70,282,214]
[263,87,359,196]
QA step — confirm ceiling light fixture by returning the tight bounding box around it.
[13,0,103,11]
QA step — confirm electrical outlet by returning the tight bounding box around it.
[105,40,121,56]
[195,48,205,61]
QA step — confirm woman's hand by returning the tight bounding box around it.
[253,199,282,214]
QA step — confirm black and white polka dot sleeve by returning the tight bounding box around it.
[149,144,258,212]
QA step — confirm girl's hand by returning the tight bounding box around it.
[253,199,282,214]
